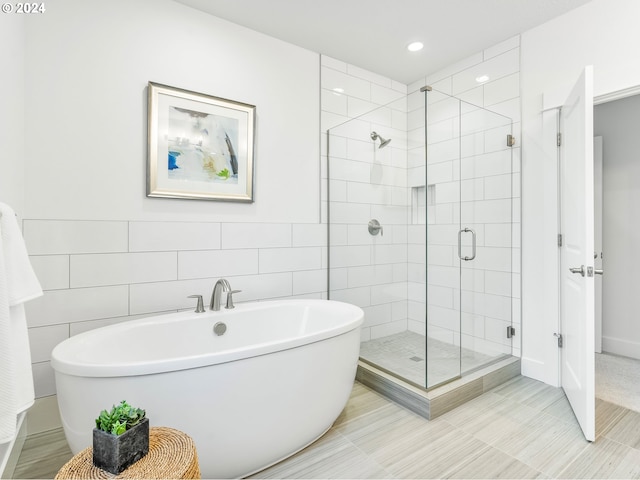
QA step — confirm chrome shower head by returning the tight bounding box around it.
[370,131,391,149]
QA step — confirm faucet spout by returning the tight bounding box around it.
[210,278,231,311]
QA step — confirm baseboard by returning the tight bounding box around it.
[26,395,62,435]
[0,412,27,480]
[602,336,640,361]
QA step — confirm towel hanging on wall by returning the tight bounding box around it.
[0,203,42,444]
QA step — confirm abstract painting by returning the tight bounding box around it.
[147,82,255,202]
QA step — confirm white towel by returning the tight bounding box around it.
[0,203,42,444]
[0,205,42,305]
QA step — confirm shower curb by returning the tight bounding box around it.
[356,356,521,420]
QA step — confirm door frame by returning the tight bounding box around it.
[594,136,603,354]
[541,81,640,388]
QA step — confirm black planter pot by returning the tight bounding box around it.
[92,417,150,474]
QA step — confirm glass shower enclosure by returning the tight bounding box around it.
[327,87,515,389]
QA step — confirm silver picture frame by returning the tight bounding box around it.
[147,82,255,202]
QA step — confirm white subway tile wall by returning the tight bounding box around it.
[24,220,129,255]
[23,220,327,397]
[70,252,177,288]
[323,55,409,342]
[129,222,221,252]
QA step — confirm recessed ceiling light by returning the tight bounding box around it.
[407,42,424,52]
[475,75,490,83]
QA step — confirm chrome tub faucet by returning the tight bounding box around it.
[210,278,231,311]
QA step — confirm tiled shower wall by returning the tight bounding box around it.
[407,35,522,358]
[321,56,409,342]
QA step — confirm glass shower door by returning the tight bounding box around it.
[424,89,513,389]
[458,100,513,376]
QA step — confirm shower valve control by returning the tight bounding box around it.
[368,219,383,236]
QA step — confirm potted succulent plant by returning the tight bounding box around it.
[93,400,149,474]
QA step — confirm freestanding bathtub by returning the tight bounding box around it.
[51,299,363,478]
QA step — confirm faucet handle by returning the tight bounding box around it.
[225,290,242,310]
[188,295,205,313]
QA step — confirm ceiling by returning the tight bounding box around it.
[172,0,592,84]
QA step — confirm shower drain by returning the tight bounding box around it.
[409,356,424,362]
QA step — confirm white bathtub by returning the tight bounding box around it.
[51,299,363,479]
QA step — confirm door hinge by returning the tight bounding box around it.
[554,333,563,348]
[507,134,516,147]
[506,326,516,339]
[557,234,563,247]
[557,132,562,147]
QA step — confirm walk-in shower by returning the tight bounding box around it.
[327,87,516,393]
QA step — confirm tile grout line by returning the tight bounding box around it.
[330,428,397,479]
[554,439,601,479]
[596,401,630,440]
[462,377,589,479]
[438,420,496,479]
[438,414,549,479]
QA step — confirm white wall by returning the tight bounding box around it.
[521,0,640,385]
[0,13,26,463]
[594,94,640,359]
[13,0,325,399]
[23,0,319,223]
[0,14,25,214]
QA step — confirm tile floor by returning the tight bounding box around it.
[12,375,640,479]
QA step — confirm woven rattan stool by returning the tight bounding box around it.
[55,427,200,479]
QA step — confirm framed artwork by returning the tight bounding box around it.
[147,82,256,202]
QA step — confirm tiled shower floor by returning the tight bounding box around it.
[359,331,501,387]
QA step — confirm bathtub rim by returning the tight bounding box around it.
[51,299,363,378]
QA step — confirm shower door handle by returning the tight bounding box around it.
[457,228,476,261]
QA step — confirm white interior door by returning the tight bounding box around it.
[560,66,595,442]
[594,136,603,354]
